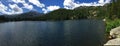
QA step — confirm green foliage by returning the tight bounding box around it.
[44,9,73,20]
[104,0,120,33]
[109,0,120,19]
[106,19,120,33]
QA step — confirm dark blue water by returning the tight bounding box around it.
[0,20,105,46]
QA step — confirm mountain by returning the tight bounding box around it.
[14,11,44,19]
[0,11,44,21]
[20,11,44,16]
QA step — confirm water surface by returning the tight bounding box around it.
[0,20,105,46]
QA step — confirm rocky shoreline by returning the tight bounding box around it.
[104,26,120,46]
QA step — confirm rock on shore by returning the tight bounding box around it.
[104,38,120,45]
[110,26,120,38]
[104,26,120,46]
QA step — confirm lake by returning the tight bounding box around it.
[0,20,105,46]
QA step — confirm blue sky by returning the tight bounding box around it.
[0,0,111,15]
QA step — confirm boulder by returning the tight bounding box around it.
[104,38,120,46]
[110,26,120,38]
[104,26,120,46]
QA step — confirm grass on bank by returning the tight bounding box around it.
[106,19,120,33]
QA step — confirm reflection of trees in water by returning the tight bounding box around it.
[0,20,105,46]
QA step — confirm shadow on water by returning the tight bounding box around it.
[0,20,105,46]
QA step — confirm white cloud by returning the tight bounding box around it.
[0,2,8,12]
[22,3,33,10]
[105,0,111,3]
[42,8,48,14]
[9,0,45,9]
[28,0,45,8]
[42,6,60,13]
[63,0,111,9]
[9,4,23,14]
[0,2,15,14]
[9,0,34,10]
[0,2,10,14]
[63,0,77,9]
[0,0,45,15]
[47,6,60,11]
[11,0,26,3]
[98,0,104,3]
[0,4,24,15]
